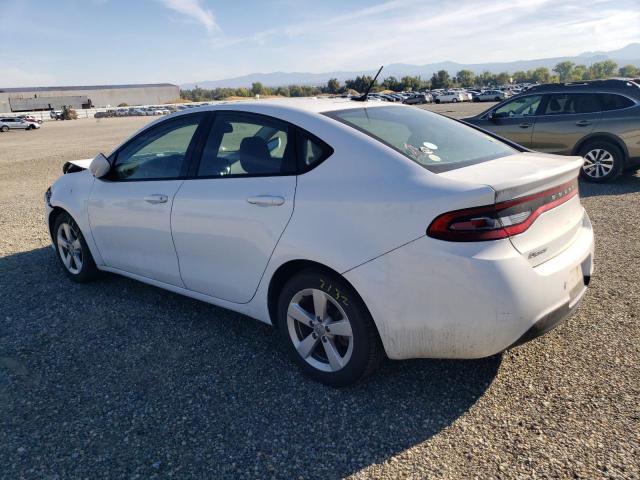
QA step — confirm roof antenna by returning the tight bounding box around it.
[352,66,384,101]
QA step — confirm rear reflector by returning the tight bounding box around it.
[427,179,579,241]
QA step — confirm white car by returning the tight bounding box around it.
[475,90,508,102]
[0,117,40,130]
[44,99,594,386]
[434,91,466,103]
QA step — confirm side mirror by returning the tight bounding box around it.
[267,136,281,152]
[89,153,111,178]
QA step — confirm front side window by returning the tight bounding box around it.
[598,93,634,111]
[494,95,542,118]
[112,114,203,180]
[325,106,515,172]
[197,112,294,177]
[543,93,600,115]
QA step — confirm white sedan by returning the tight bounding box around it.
[434,91,466,103]
[45,99,594,386]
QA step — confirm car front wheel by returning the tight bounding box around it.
[53,213,100,282]
[578,141,623,183]
[277,270,383,386]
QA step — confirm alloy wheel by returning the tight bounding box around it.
[582,148,614,179]
[287,288,354,372]
[57,222,83,274]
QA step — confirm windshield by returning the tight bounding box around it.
[324,106,515,172]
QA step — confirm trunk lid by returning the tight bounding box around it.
[439,152,585,266]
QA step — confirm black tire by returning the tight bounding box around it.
[578,140,624,183]
[276,269,384,387]
[52,212,100,283]
[452,98,458,103]
[0,125,8,132]
[495,97,501,101]
[435,99,440,104]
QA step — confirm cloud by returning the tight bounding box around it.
[1,67,55,88]
[159,0,218,32]
[209,0,640,74]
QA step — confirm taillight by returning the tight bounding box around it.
[427,179,579,242]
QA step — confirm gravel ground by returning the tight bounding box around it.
[0,106,639,479]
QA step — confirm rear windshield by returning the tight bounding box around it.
[324,106,515,172]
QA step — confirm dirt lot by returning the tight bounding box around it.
[1,104,639,479]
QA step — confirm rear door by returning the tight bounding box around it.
[171,111,298,304]
[475,94,543,147]
[531,93,602,154]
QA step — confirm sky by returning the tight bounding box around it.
[1,0,639,87]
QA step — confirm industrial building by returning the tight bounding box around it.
[0,83,180,113]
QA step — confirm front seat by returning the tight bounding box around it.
[547,97,562,114]
[239,137,279,174]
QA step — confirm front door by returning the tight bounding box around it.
[171,111,297,303]
[88,113,205,286]
[473,94,542,147]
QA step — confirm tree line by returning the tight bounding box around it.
[181,60,640,101]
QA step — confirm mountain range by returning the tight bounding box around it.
[182,43,640,89]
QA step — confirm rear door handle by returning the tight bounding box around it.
[518,122,533,129]
[576,120,591,127]
[247,195,285,206]
[144,194,168,204]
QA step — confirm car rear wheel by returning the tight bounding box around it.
[0,125,8,132]
[277,269,383,386]
[578,141,623,183]
[53,213,99,282]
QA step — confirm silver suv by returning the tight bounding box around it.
[465,79,640,182]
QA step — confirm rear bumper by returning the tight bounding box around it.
[344,212,594,360]
[508,274,589,348]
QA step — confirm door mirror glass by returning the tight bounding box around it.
[89,153,111,178]
[267,136,281,152]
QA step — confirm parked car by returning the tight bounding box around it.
[21,115,43,124]
[474,90,508,102]
[94,111,108,118]
[0,117,39,130]
[434,91,466,103]
[403,92,433,105]
[465,79,640,182]
[45,99,594,386]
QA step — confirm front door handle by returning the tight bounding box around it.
[518,122,533,129]
[144,194,168,204]
[247,195,285,206]
[576,120,592,127]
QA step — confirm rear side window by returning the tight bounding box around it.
[543,93,600,115]
[325,106,515,172]
[599,93,634,111]
[196,112,295,177]
[298,132,333,172]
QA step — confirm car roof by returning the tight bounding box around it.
[526,79,640,98]
[178,97,399,116]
